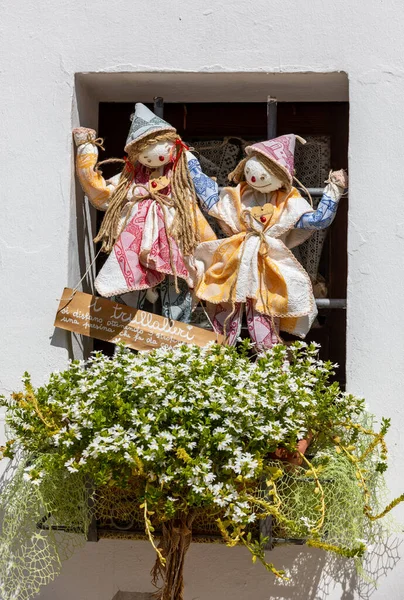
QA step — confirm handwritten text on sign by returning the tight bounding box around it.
[54,288,222,351]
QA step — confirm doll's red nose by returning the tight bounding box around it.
[159,155,165,162]
[251,176,256,183]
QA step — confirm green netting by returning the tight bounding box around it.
[92,448,390,555]
[269,453,368,546]
[0,344,401,599]
[0,447,396,600]
[0,456,91,600]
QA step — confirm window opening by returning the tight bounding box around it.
[96,98,348,385]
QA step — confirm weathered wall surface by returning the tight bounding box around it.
[1,0,404,598]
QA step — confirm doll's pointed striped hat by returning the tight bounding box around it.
[125,103,176,154]
[245,134,306,187]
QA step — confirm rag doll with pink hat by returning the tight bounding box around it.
[195,134,347,350]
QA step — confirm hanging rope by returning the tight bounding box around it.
[194,300,220,343]
[57,248,102,307]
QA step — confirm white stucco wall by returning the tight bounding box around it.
[1,0,404,598]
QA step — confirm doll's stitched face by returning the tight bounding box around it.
[138,140,175,168]
[244,156,283,193]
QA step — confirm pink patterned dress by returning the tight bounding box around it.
[75,142,216,301]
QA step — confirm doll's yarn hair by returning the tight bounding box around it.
[228,152,292,193]
[94,132,200,256]
[93,164,133,253]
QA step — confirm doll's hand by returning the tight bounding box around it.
[328,169,348,191]
[72,127,97,147]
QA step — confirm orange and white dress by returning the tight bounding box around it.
[195,183,318,338]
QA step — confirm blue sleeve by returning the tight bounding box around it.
[295,193,339,230]
[187,156,219,212]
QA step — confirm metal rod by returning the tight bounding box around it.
[267,96,278,140]
[298,187,324,197]
[36,512,86,535]
[95,528,307,547]
[153,96,164,118]
[261,514,274,550]
[316,298,347,309]
[218,186,323,196]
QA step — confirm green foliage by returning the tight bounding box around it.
[0,341,399,596]
[0,457,90,600]
[1,342,367,519]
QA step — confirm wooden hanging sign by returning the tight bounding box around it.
[54,288,223,351]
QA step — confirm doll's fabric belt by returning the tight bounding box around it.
[128,183,175,209]
[240,211,272,257]
[122,184,181,293]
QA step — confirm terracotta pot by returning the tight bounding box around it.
[270,432,313,466]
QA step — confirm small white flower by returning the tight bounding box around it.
[64,458,79,473]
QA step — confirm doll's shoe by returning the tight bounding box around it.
[146,287,159,304]
[72,127,97,146]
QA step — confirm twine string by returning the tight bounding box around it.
[195,300,220,343]
[77,135,105,152]
[57,248,102,309]
[324,169,349,197]
[94,157,127,176]
[293,175,313,208]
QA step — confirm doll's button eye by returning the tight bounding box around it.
[151,181,158,188]
[251,176,256,183]
[159,155,165,161]
[260,216,267,223]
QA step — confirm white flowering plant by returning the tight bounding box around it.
[3,341,365,491]
[0,341,401,599]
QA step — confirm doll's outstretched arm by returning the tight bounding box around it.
[186,152,219,212]
[73,127,118,211]
[296,170,347,230]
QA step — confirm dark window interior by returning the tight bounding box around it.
[97,101,349,386]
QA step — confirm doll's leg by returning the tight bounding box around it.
[116,290,148,310]
[207,302,243,346]
[246,298,280,351]
[113,290,148,356]
[160,276,193,323]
